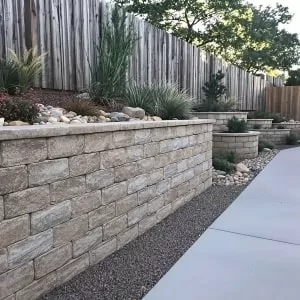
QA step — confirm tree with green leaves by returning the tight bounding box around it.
[116,0,300,74]
[286,69,300,86]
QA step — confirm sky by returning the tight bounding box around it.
[248,0,299,36]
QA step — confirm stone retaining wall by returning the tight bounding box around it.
[191,112,248,132]
[247,119,273,129]
[258,129,291,144]
[272,123,300,129]
[0,120,213,300]
[213,131,260,160]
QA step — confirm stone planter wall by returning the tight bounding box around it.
[213,131,260,160]
[191,112,248,132]
[257,129,291,144]
[247,119,273,129]
[0,120,213,300]
[272,123,300,129]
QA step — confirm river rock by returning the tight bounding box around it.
[110,112,130,122]
[0,118,4,126]
[60,116,71,124]
[236,163,249,173]
[8,121,29,126]
[76,92,90,100]
[122,107,145,120]
[152,116,162,121]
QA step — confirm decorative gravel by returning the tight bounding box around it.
[42,185,244,300]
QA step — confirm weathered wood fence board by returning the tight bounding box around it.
[0,0,283,110]
[266,87,300,121]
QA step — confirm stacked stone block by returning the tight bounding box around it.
[0,120,213,300]
[257,129,291,144]
[247,119,273,129]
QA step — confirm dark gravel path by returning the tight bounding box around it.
[42,185,244,300]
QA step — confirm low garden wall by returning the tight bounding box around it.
[191,112,248,132]
[0,120,213,300]
[247,119,273,129]
[272,123,300,129]
[257,129,291,144]
[213,131,260,160]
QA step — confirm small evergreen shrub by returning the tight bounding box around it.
[0,98,39,123]
[214,151,236,163]
[258,140,275,152]
[250,110,285,123]
[227,116,248,133]
[213,157,235,173]
[64,99,100,117]
[285,133,298,145]
[252,124,262,130]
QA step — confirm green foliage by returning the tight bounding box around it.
[64,99,100,117]
[250,110,285,123]
[214,151,236,164]
[277,124,285,129]
[285,132,298,145]
[258,140,275,152]
[0,59,19,95]
[117,0,300,73]
[213,157,235,173]
[0,98,39,123]
[89,6,136,104]
[252,124,262,130]
[124,83,192,119]
[9,48,45,94]
[271,114,285,123]
[286,69,300,86]
[227,116,248,133]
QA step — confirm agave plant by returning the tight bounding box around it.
[9,48,46,93]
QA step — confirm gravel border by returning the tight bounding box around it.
[42,185,244,300]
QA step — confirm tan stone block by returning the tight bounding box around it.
[138,185,156,205]
[151,128,168,142]
[73,227,103,257]
[88,203,115,229]
[0,139,47,167]
[101,148,126,168]
[137,157,155,173]
[188,153,205,168]
[57,253,89,285]
[135,129,151,144]
[112,131,135,148]
[115,163,138,183]
[48,135,84,159]
[8,229,53,269]
[85,132,113,153]
[155,153,171,168]
[221,136,235,142]
[176,126,187,137]
[89,238,117,265]
[126,145,144,163]
[194,162,205,176]
[16,272,57,300]
[117,225,138,249]
[0,262,34,299]
[176,182,191,197]
[171,169,194,188]
[53,214,88,247]
[197,134,205,143]
[164,189,178,205]
[128,204,148,226]
[0,197,3,222]
[102,182,127,205]
[156,179,171,195]
[103,215,127,240]
[172,190,195,212]
[116,194,138,216]
[128,174,148,194]
[188,135,198,146]
[139,215,157,235]
[4,185,50,219]
[244,141,257,147]
[156,204,172,223]
[86,169,114,191]
[28,159,69,186]
[31,201,71,234]
[0,248,7,275]
[148,195,164,215]
[34,243,72,278]
[177,159,189,173]
[0,215,29,249]
[0,165,28,195]
[148,169,164,186]
[164,163,177,179]
[144,142,160,158]
[50,176,86,203]
[71,191,101,217]
[69,153,100,177]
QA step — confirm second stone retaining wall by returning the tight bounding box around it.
[258,129,291,144]
[0,120,213,300]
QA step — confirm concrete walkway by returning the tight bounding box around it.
[143,147,300,300]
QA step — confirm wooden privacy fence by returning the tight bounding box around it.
[0,0,283,110]
[266,87,300,121]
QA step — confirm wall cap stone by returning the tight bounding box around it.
[213,131,260,137]
[0,120,214,141]
[191,112,248,115]
[257,129,290,132]
[247,119,273,121]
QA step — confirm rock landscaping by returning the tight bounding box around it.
[213,149,279,186]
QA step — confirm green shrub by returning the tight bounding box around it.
[0,59,19,95]
[277,124,285,129]
[250,110,285,123]
[214,151,236,163]
[285,133,298,145]
[213,157,235,173]
[271,113,285,123]
[0,98,39,123]
[124,84,192,119]
[227,116,248,133]
[258,140,275,152]
[252,124,262,130]
[64,99,100,117]
[89,6,136,103]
